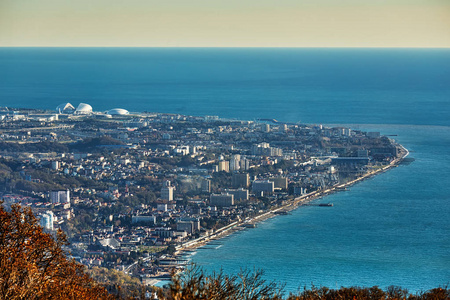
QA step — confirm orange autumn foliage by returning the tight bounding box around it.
[0,202,113,300]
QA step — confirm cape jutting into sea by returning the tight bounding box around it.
[0,48,449,292]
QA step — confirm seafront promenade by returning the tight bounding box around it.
[175,143,409,255]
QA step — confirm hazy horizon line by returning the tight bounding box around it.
[1,46,449,49]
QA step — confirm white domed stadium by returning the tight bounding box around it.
[107,108,129,115]
[56,103,75,114]
[75,103,93,114]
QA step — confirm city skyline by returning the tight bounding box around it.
[1,0,449,48]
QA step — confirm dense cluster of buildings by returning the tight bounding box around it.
[0,106,399,281]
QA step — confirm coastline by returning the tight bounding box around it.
[174,143,409,257]
[0,106,416,287]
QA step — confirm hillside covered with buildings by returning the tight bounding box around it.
[0,105,404,283]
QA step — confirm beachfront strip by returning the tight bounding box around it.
[0,105,407,284]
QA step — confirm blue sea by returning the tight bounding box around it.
[1,48,449,292]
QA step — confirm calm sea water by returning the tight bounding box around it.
[0,48,449,291]
[192,124,450,292]
[0,48,449,126]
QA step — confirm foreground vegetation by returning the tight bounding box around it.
[0,202,448,300]
[166,266,449,300]
[0,202,112,299]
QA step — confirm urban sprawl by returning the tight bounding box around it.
[0,103,407,284]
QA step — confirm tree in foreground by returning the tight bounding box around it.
[0,202,112,300]
[166,265,284,300]
[2,202,449,300]
[163,265,449,300]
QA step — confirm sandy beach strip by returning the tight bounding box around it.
[175,143,409,255]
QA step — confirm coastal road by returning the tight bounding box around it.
[176,143,409,253]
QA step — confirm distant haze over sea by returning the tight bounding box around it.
[1,48,449,291]
[0,48,449,127]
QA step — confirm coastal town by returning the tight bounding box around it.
[0,103,407,285]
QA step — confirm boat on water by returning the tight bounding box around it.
[318,203,333,207]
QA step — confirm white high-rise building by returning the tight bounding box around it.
[225,188,249,201]
[252,180,275,193]
[40,211,55,230]
[50,190,70,204]
[230,155,241,171]
[218,160,230,172]
[232,173,250,188]
[51,161,60,170]
[269,176,288,190]
[261,124,270,133]
[240,157,250,170]
[60,190,70,203]
[161,180,174,201]
[201,179,211,193]
[210,193,234,207]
